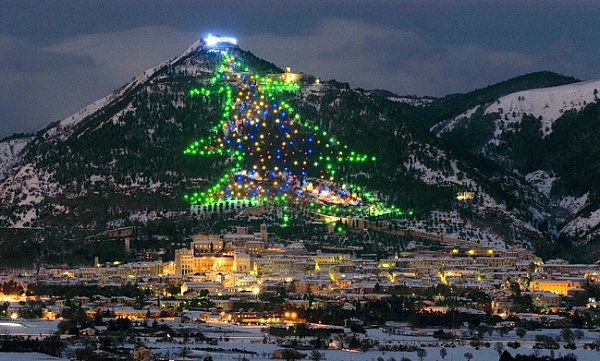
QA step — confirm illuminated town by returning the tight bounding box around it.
[3,219,600,360]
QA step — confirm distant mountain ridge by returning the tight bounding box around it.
[0,39,599,261]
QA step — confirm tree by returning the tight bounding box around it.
[507,341,520,349]
[509,281,521,295]
[494,342,504,355]
[350,324,366,334]
[39,335,66,357]
[180,347,190,357]
[281,349,304,361]
[309,350,323,361]
[515,327,526,338]
[499,350,514,361]
[440,347,448,359]
[464,352,473,361]
[534,335,559,349]
[561,328,574,344]
[416,349,427,361]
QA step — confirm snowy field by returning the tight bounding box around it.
[1,320,600,360]
[0,320,60,336]
[0,353,69,361]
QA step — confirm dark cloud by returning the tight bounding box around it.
[1,0,599,138]
[0,35,94,73]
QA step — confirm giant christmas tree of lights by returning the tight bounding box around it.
[183,51,396,217]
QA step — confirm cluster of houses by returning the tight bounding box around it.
[2,224,600,326]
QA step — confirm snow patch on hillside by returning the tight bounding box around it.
[524,170,556,197]
[44,40,206,141]
[129,210,186,224]
[395,210,508,250]
[559,193,588,215]
[0,137,33,181]
[0,163,61,226]
[404,156,469,187]
[433,79,600,139]
[0,164,55,206]
[431,105,480,136]
[485,79,600,137]
[388,96,433,107]
[562,208,600,236]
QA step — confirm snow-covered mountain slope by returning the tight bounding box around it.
[433,79,600,139]
[0,40,211,228]
[0,136,33,181]
[485,79,600,137]
[562,208,600,239]
[524,170,556,198]
[430,105,480,136]
[43,40,205,142]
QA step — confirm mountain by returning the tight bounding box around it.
[430,76,600,259]
[1,39,599,263]
[0,134,33,181]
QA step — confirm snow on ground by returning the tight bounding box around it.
[561,208,600,236]
[0,137,33,182]
[398,210,507,250]
[525,170,556,198]
[0,163,61,226]
[559,193,589,215]
[0,164,57,207]
[387,96,434,107]
[485,79,600,137]
[431,105,480,136]
[0,353,68,361]
[3,320,600,361]
[12,207,37,228]
[404,156,470,187]
[136,322,600,361]
[432,79,600,141]
[43,40,205,141]
[0,320,60,335]
[43,93,116,141]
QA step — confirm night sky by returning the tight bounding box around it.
[1,0,599,138]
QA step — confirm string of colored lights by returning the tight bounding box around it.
[183,53,402,217]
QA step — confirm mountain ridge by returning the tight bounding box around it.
[1,39,599,262]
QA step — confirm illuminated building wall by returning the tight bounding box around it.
[193,255,235,273]
[265,67,303,83]
[234,253,251,272]
[117,262,165,277]
[529,279,584,295]
[246,241,265,256]
[456,192,475,200]
[175,250,250,275]
[175,249,194,275]
[192,235,223,255]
